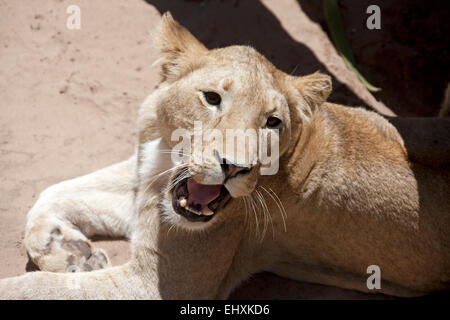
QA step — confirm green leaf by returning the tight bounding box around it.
[323,0,381,92]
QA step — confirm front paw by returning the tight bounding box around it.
[65,246,111,273]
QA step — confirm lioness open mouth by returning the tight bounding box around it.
[171,174,231,222]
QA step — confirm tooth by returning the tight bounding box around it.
[179,198,187,208]
[202,208,214,216]
[186,206,202,215]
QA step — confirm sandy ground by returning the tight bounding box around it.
[1,0,444,299]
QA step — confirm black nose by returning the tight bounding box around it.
[220,161,252,177]
[214,150,252,179]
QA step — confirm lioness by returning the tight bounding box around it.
[0,13,449,299]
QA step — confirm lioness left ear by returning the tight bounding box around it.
[154,12,209,82]
[293,72,332,111]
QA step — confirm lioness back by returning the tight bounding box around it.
[279,102,450,295]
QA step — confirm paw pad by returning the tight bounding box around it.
[65,248,110,273]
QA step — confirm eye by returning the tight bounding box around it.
[203,91,221,106]
[266,116,282,128]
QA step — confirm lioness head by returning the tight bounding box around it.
[138,13,331,229]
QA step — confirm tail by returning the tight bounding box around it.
[439,83,450,117]
[0,263,149,300]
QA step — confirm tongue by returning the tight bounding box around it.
[187,178,222,211]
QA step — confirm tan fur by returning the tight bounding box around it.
[1,13,449,299]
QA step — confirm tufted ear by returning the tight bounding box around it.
[293,72,332,113]
[154,12,208,82]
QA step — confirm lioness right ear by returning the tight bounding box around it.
[293,72,332,113]
[154,12,208,82]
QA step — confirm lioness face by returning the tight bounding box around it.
[140,13,331,229]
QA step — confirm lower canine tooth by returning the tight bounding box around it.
[187,207,202,215]
[202,208,214,216]
[179,198,187,207]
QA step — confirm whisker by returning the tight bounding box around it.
[166,168,190,191]
[260,186,287,233]
[167,224,176,237]
[145,164,183,190]
[241,197,249,231]
[141,164,185,208]
[256,189,275,240]
[254,190,267,240]
[248,193,261,241]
